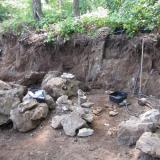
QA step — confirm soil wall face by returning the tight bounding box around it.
[0,32,160,97]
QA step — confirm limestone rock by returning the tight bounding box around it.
[73,107,93,123]
[10,100,49,132]
[78,128,94,137]
[31,103,48,120]
[61,112,86,136]
[0,80,11,90]
[42,72,80,98]
[61,73,75,79]
[45,94,55,110]
[136,132,160,158]
[81,102,94,108]
[41,71,61,87]
[0,81,26,125]
[109,111,118,117]
[23,90,55,110]
[77,89,88,105]
[117,109,160,146]
[51,115,64,129]
[56,95,72,114]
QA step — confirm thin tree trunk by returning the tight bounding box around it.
[73,0,80,17]
[32,0,43,21]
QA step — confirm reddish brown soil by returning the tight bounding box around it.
[0,92,148,160]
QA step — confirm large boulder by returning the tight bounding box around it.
[136,132,160,159]
[42,72,80,98]
[0,80,26,125]
[117,109,160,146]
[10,99,49,132]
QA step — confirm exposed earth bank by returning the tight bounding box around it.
[0,31,160,97]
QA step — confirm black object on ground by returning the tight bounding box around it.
[109,91,127,104]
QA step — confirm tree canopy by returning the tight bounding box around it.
[0,0,159,37]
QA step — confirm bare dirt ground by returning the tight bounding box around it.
[0,91,149,160]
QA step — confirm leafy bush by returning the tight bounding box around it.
[59,18,84,37]
[0,3,10,22]
[107,0,160,36]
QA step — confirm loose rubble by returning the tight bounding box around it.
[51,89,94,137]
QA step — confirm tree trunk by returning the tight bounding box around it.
[73,0,80,17]
[32,0,43,21]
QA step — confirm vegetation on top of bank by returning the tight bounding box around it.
[0,0,160,39]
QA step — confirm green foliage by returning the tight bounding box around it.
[0,0,159,37]
[107,0,160,36]
[0,2,10,22]
[59,18,85,37]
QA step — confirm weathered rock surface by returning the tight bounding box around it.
[77,89,87,105]
[10,99,49,132]
[61,112,86,136]
[45,94,56,110]
[42,72,80,98]
[23,90,55,110]
[51,115,65,129]
[81,102,94,108]
[77,128,94,137]
[51,89,94,137]
[18,71,46,86]
[61,73,75,79]
[74,107,93,123]
[56,95,73,114]
[0,81,26,125]
[117,109,160,146]
[109,110,118,117]
[136,132,160,159]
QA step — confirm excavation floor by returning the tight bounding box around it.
[0,92,150,160]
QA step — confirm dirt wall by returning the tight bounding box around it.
[0,32,160,97]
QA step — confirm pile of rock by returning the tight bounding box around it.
[117,109,160,159]
[10,72,80,132]
[51,89,94,137]
[0,71,94,135]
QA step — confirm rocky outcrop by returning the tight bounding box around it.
[10,99,49,132]
[0,80,26,125]
[117,109,160,146]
